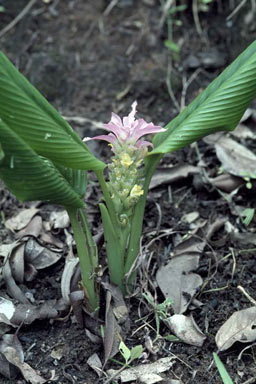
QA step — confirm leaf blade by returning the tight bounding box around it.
[0,120,84,208]
[0,52,105,171]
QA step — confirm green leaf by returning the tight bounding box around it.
[55,164,87,198]
[151,40,256,155]
[164,40,180,53]
[119,341,131,364]
[169,5,187,14]
[0,119,84,208]
[130,345,143,362]
[213,353,234,384]
[0,52,105,171]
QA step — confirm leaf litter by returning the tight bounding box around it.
[216,307,256,351]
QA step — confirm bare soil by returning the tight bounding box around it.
[1,1,256,383]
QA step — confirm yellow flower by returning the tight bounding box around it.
[120,153,133,168]
[130,184,144,198]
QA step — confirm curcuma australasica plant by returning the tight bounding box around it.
[1,40,256,313]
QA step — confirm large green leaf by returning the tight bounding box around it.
[0,52,105,171]
[0,119,84,208]
[151,40,256,154]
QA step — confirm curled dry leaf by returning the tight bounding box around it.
[0,334,46,383]
[107,356,175,384]
[87,353,103,377]
[166,314,206,347]
[216,307,256,351]
[50,210,70,229]
[5,208,39,231]
[215,136,256,179]
[0,296,68,327]
[16,215,42,239]
[102,282,128,324]
[156,254,202,314]
[208,173,244,193]
[149,165,200,190]
[103,290,121,366]
[25,238,62,269]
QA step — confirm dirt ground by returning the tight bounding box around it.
[1,1,256,383]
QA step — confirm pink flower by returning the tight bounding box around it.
[83,101,165,151]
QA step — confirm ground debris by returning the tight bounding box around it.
[216,307,256,351]
[107,356,175,383]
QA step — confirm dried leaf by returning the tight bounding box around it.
[156,254,202,314]
[149,165,200,189]
[50,343,65,360]
[16,215,42,239]
[2,341,46,383]
[61,258,79,305]
[166,314,206,347]
[87,353,103,377]
[231,123,256,139]
[107,356,175,384]
[50,211,70,229]
[0,296,68,326]
[209,173,244,193]
[181,211,199,224]
[104,290,121,365]
[9,243,25,283]
[216,307,256,351]
[102,282,128,324]
[215,136,256,179]
[25,238,62,269]
[5,208,39,231]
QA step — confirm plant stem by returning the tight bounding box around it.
[66,206,99,312]
[124,155,162,280]
[95,169,119,229]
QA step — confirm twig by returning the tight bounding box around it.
[237,285,256,305]
[180,68,202,110]
[103,0,120,16]
[165,17,180,112]
[0,0,38,39]
[159,0,174,30]
[192,0,203,37]
[226,0,248,20]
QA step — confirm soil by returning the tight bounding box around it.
[1,1,256,383]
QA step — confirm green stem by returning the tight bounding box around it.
[99,203,125,292]
[95,170,119,229]
[66,206,99,313]
[124,155,162,277]
[78,208,98,269]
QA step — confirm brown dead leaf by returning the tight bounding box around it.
[16,215,42,239]
[216,307,256,351]
[87,353,103,377]
[166,314,206,347]
[102,282,128,324]
[209,173,244,193]
[0,296,68,326]
[50,211,70,229]
[156,254,202,314]
[107,356,175,384]
[149,165,200,190]
[25,238,62,269]
[5,208,39,231]
[215,136,256,179]
[104,290,121,366]
[231,123,256,139]
[0,335,46,383]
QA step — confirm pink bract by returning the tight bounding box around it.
[83,101,165,150]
